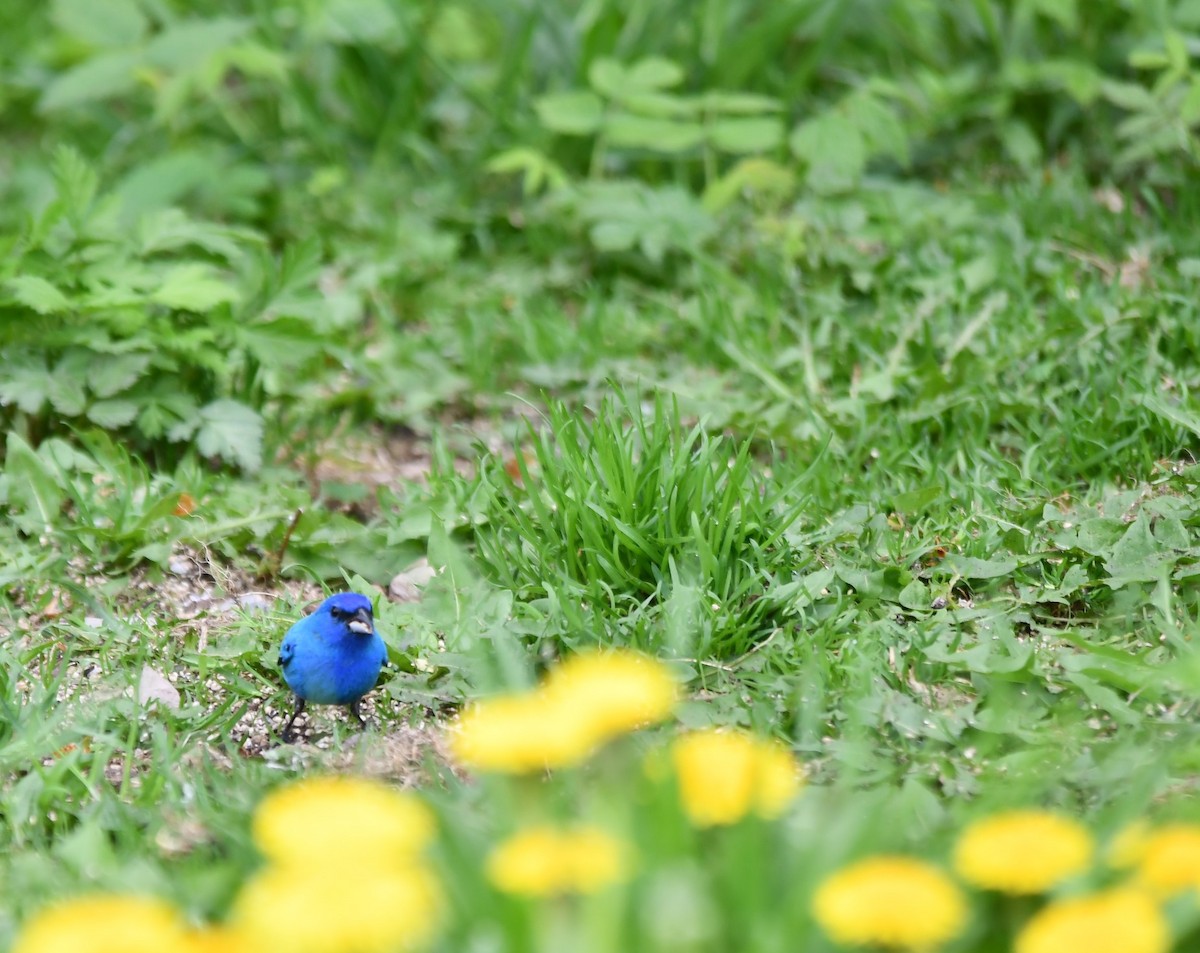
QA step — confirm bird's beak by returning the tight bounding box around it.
[348,607,374,635]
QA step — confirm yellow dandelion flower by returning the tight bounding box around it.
[234,864,442,953]
[755,737,804,819]
[449,691,600,773]
[1107,819,1151,868]
[953,809,1093,894]
[13,894,187,953]
[486,824,630,897]
[182,926,257,953]
[252,776,435,872]
[1015,888,1168,953]
[669,729,802,827]
[542,649,677,741]
[450,651,677,774]
[812,856,967,950]
[565,826,630,893]
[1134,822,1200,897]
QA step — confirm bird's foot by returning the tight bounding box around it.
[280,697,307,744]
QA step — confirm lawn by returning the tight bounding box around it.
[3,1,1200,951]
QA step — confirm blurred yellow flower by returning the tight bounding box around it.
[1107,819,1151,868]
[234,865,442,953]
[252,776,435,872]
[1015,888,1168,953]
[182,926,257,953]
[1133,822,1200,897]
[668,729,802,827]
[953,809,1093,894]
[450,650,677,774]
[450,693,598,773]
[486,824,630,897]
[542,649,677,741]
[13,894,187,953]
[812,856,967,950]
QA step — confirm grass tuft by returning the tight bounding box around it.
[469,392,808,658]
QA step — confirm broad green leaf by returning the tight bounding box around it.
[589,220,640,253]
[698,91,782,114]
[1156,515,1189,550]
[959,255,998,293]
[113,146,212,214]
[225,42,289,81]
[6,276,71,314]
[1178,257,1200,279]
[923,627,1033,674]
[578,182,713,262]
[892,485,943,513]
[51,146,99,216]
[1114,119,1180,168]
[944,554,1018,579]
[605,113,704,152]
[1139,393,1200,439]
[138,393,198,439]
[702,157,794,211]
[846,90,911,165]
[898,579,930,610]
[620,91,699,118]
[46,374,87,417]
[1053,516,1125,555]
[4,433,66,533]
[1100,80,1156,111]
[1000,120,1041,170]
[86,353,151,397]
[0,362,50,414]
[588,59,627,99]
[153,73,197,125]
[238,318,327,365]
[1019,59,1102,104]
[51,0,147,47]
[194,399,263,471]
[426,4,488,62]
[485,148,568,194]
[1062,671,1140,725]
[39,50,141,112]
[153,264,241,311]
[1166,30,1189,72]
[1025,0,1078,30]
[1181,81,1200,125]
[485,147,537,172]
[1104,513,1176,587]
[627,57,684,91]
[307,0,404,46]
[789,112,866,191]
[86,399,140,427]
[136,207,248,260]
[533,91,604,135]
[707,116,783,154]
[143,17,251,71]
[38,437,97,474]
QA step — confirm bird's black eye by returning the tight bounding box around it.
[330,607,344,619]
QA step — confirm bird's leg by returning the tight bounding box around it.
[348,699,366,729]
[281,697,306,743]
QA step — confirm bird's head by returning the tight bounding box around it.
[320,592,375,635]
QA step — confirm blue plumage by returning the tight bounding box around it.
[278,592,387,741]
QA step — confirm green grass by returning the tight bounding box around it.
[5,0,1200,949]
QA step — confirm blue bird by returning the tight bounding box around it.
[277,592,388,742]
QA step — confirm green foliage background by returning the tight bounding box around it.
[5,1,1200,948]
[4,0,1200,469]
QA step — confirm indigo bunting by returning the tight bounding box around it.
[278,592,388,741]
